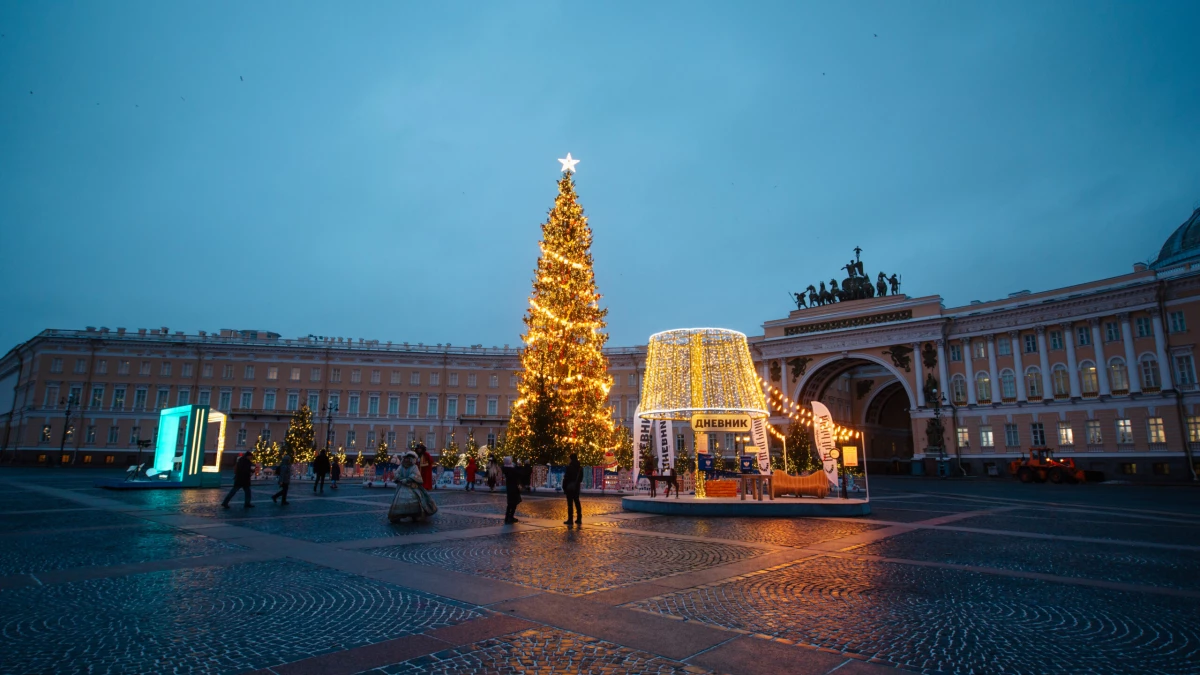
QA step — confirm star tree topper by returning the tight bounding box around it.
[558,153,580,173]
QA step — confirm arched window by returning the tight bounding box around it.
[1109,357,1129,393]
[951,375,967,405]
[1026,367,1042,399]
[975,372,992,403]
[1052,364,1070,397]
[1140,354,1160,389]
[1000,369,1016,400]
[1080,361,1098,396]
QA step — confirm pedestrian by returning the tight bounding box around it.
[222,449,255,509]
[313,448,331,493]
[465,454,477,492]
[501,456,524,523]
[416,443,434,491]
[486,456,500,492]
[563,452,583,526]
[388,451,439,522]
[331,455,341,490]
[272,453,292,505]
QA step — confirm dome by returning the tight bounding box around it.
[1152,207,1200,269]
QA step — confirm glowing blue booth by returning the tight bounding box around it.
[144,405,227,487]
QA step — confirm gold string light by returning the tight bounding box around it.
[639,328,768,420]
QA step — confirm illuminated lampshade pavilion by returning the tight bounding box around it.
[638,328,767,421]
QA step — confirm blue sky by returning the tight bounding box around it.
[1,1,1198,354]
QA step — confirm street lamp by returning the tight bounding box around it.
[322,403,338,452]
[57,394,78,467]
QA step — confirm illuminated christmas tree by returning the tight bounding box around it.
[283,404,316,463]
[508,156,615,465]
[439,432,461,469]
[374,438,389,465]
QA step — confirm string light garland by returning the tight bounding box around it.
[756,375,863,439]
[639,328,768,420]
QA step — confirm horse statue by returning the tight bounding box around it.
[877,272,888,297]
[818,281,832,306]
[806,284,819,307]
[829,279,841,302]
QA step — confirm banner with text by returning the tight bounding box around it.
[655,418,674,473]
[811,401,840,489]
[633,407,652,484]
[750,417,771,473]
[690,414,752,432]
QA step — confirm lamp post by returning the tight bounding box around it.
[322,403,338,452]
[57,394,77,467]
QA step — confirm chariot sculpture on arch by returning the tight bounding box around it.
[792,246,902,309]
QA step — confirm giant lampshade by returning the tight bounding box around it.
[638,328,768,420]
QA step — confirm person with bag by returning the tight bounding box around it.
[313,449,331,493]
[272,453,292,505]
[222,450,255,509]
[562,453,583,526]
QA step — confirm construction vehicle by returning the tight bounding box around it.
[1008,447,1088,484]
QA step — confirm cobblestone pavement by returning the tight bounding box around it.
[600,515,884,547]
[369,527,767,594]
[0,559,480,675]
[454,495,628,520]
[631,551,1200,674]
[0,508,138,532]
[363,626,721,675]
[854,527,1200,591]
[235,510,506,542]
[958,508,1200,544]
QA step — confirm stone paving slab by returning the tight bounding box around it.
[0,508,146,533]
[455,496,627,520]
[233,511,504,543]
[0,521,244,576]
[854,527,1200,591]
[962,508,1200,545]
[369,527,767,595]
[631,556,1200,674]
[0,559,482,675]
[598,515,885,548]
[173,498,376,519]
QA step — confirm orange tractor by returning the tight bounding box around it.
[1008,447,1087,484]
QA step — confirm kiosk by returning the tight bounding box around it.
[97,404,227,490]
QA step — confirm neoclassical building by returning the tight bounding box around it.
[3,208,1200,482]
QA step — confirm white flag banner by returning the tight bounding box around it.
[655,418,674,473]
[750,417,771,473]
[810,401,840,489]
[633,408,653,485]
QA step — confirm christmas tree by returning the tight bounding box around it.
[611,425,633,469]
[784,421,818,474]
[465,430,481,464]
[508,159,615,465]
[374,438,389,465]
[283,404,315,463]
[439,432,461,469]
[254,436,280,466]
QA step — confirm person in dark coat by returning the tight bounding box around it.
[272,453,292,505]
[501,457,524,523]
[562,453,583,526]
[330,455,341,489]
[222,450,255,509]
[313,449,331,493]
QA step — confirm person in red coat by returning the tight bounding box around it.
[416,443,434,490]
[465,455,477,491]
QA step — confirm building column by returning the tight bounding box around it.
[1090,318,1110,396]
[986,336,1000,404]
[1151,309,1175,391]
[1010,331,1026,402]
[1118,313,1141,394]
[1036,327,1052,400]
[962,338,977,405]
[936,340,950,405]
[912,342,925,408]
[1063,322,1081,398]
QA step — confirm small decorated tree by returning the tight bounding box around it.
[785,421,817,474]
[334,445,347,468]
[439,433,461,469]
[254,436,280,466]
[465,430,481,465]
[354,450,363,467]
[374,438,389,465]
[612,425,633,469]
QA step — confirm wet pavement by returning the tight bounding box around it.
[0,468,1197,674]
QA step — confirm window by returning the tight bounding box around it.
[1077,327,1090,346]
[509,375,518,388]
[1116,419,1133,444]
[286,393,299,411]
[489,375,499,388]
[113,387,126,410]
[1109,358,1129,392]
[350,369,361,384]
[263,391,275,410]
[1000,370,1016,399]
[410,372,420,386]
[1050,365,1069,397]
[86,426,96,444]
[330,368,341,383]
[290,368,301,382]
[1169,311,1186,333]
[236,429,247,446]
[1057,421,1073,446]
[44,385,59,408]
[447,398,457,417]
[956,428,969,447]
[40,425,51,442]
[1147,417,1166,444]
[367,430,376,448]
[134,389,147,410]
[979,426,994,448]
[260,429,271,443]
[1030,423,1045,446]
[328,394,340,411]
[466,398,477,415]
[1049,331,1063,350]
[219,391,231,410]
[972,341,986,359]
[449,373,459,386]
[1153,462,1170,476]
[390,370,401,385]
[1120,462,1136,475]
[1086,420,1102,445]
[97,360,108,375]
[348,395,359,414]
[202,364,213,378]
[998,338,1011,356]
[486,433,496,447]
[1080,363,1098,395]
[430,373,440,386]
[1025,368,1042,399]
[370,369,381,384]
[426,397,438,417]
[388,396,399,416]
[161,362,172,377]
[50,357,63,373]
[91,386,105,408]
[140,361,152,376]
[1188,416,1200,443]
[408,396,419,417]
[130,426,141,444]
[240,391,253,409]
[222,365,234,379]
[308,393,319,410]
[178,363,191,378]
[949,344,962,362]
[76,358,88,374]
[426,432,437,449]
[487,399,498,416]
[118,360,131,375]
[107,426,119,444]
[386,431,396,447]
[1105,322,1120,342]
[368,395,379,415]
[1023,335,1037,354]
[629,374,638,387]
[676,434,686,452]
[69,385,81,406]
[347,430,356,447]
[975,373,991,403]
[467,373,477,387]
[244,365,255,380]
[156,389,170,410]
[1141,356,1160,389]
[198,390,210,406]
[177,389,190,406]
[1174,354,1195,386]
[1136,317,1152,338]
[951,376,967,404]
[311,368,321,382]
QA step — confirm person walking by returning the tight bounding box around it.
[416,443,434,491]
[465,454,477,492]
[562,453,583,526]
[486,456,500,492]
[272,453,292,505]
[501,457,524,523]
[222,450,255,509]
[330,455,341,490]
[313,449,331,493]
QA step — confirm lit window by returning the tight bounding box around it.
[1057,421,1073,446]
[347,430,356,447]
[1109,358,1129,392]
[1147,417,1166,444]
[979,426,994,447]
[975,373,991,403]
[291,368,301,382]
[1120,462,1136,475]
[1169,311,1186,333]
[1086,420,1102,445]
[956,428,969,447]
[1187,416,1200,443]
[1116,419,1133,444]
[1025,368,1042,398]
[156,389,170,409]
[367,431,376,448]
[41,425,51,442]
[1080,363,1098,395]
[1030,423,1045,446]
